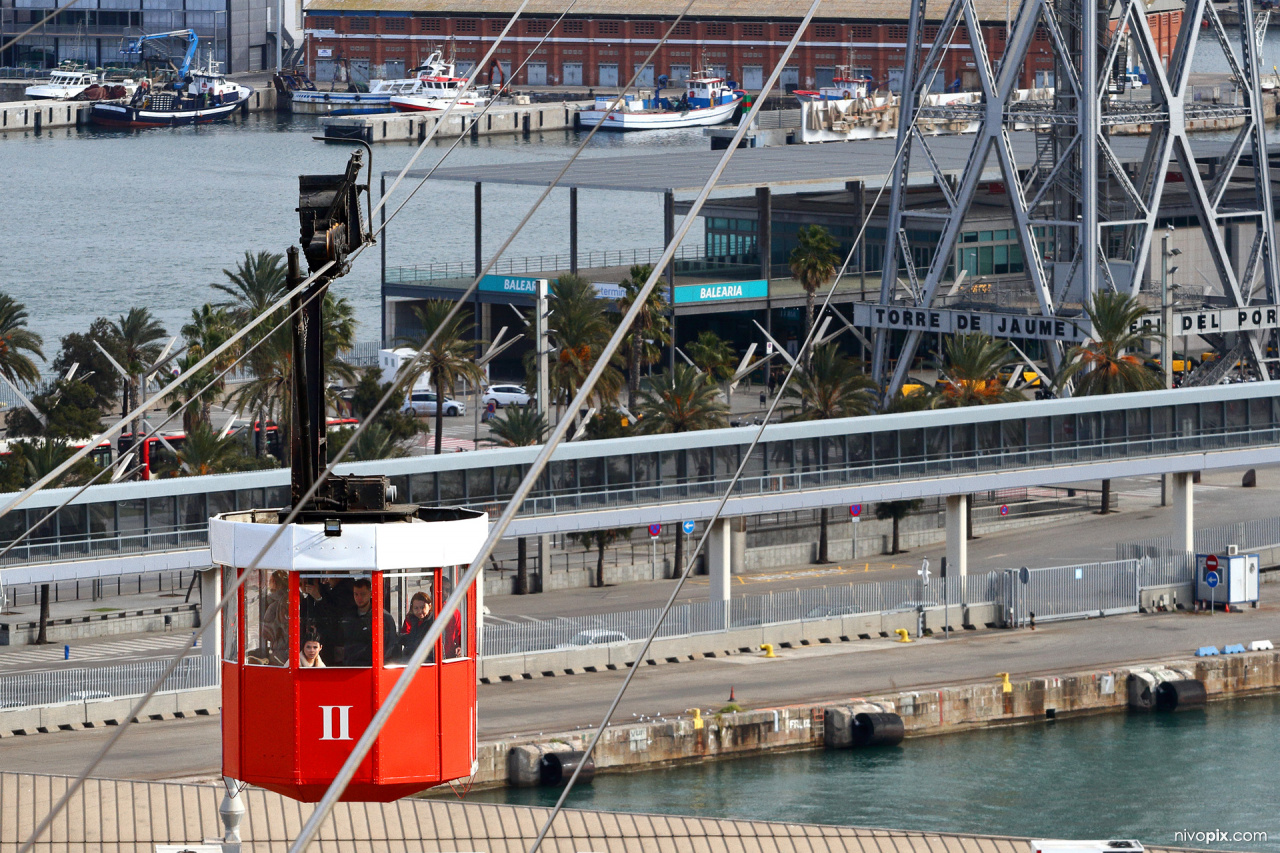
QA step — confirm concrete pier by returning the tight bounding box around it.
[321,100,589,143]
[0,87,277,135]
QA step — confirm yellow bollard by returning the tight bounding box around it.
[997,672,1013,694]
[760,643,777,658]
[894,628,912,643]
[689,708,704,730]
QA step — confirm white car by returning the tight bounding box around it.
[483,384,531,408]
[557,629,630,648]
[403,390,465,417]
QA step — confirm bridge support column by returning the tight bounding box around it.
[1171,472,1195,553]
[946,495,968,599]
[199,567,220,662]
[708,518,732,628]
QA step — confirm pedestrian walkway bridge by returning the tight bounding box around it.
[0,770,1194,853]
[2,381,1278,583]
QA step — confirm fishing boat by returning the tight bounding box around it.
[386,52,492,112]
[290,50,469,115]
[24,64,102,99]
[793,66,874,103]
[89,29,252,127]
[576,71,742,130]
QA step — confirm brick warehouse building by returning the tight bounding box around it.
[302,0,1183,91]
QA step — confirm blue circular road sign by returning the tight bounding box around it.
[682,520,696,535]
[1206,570,1220,588]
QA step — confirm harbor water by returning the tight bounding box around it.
[1,115,707,350]
[466,693,1280,853]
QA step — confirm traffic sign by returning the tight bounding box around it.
[999,505,1009,517]
[1019,566,1030,585]
[682,520,695,535]
[849,504,862,517]
[1205,554,1219,572]
[648,523,662,538]
[918,558,930,587]
[1206,570,1220,588]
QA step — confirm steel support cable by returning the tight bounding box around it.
[21,4,698,848]
[0,0,539,526]
[12,284,344,853]
[286,6,815,852]
[0,284,330,568]
[523,26,966,847]
[370,0,585,240]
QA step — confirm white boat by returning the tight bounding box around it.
[25,65,101,100]
[577,71,742,130]
[91,55,251,128]
[793,66,874,103]
[291,50,470,115]
[387,54,492,113]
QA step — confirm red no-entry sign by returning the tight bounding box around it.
[1205,554,1219,572]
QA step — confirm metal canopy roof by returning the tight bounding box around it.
[398,133,1237,195]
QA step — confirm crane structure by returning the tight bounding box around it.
[120,28,200,80]
[871,0,1279,396]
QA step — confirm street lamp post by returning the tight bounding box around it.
[1160,230,1181,507]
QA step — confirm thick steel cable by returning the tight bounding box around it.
[368,0,530,224]
[286,6,813,853]
[520,28,968,834]
[12,283,344,853]
[0,284,329,567]
[18,5,696,850]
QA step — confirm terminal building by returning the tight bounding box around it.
[300,0,1182,90]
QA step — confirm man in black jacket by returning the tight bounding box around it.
[340,577,398,667]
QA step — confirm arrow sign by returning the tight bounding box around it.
[1206,570,1220,588]
[682,520,695,535]
[648,523,661,538]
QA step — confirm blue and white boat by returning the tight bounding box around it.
[288,50,456,115]
[577,70,743,131]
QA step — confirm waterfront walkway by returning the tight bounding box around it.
[0,770,1203,853]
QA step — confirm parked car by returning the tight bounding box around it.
[890,600,939,612]
[58,690,111,703]
[402,390,465,417]
[483,384,531,408]
[557,629,630,648]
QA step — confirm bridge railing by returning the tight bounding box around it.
[0,655,217,710]
[1118,515,1280,559]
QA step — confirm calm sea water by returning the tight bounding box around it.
[467,693,1280,853]
[1,113,708,354]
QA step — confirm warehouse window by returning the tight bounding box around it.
[419,17,442,32]
[815,23,839,38]
[455,18,478,33]
[383,17,406,31]
[707,22,727,37]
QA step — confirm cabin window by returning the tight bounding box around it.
[222,566,239,663]
[384,571,441,666]
[244,569,289,667]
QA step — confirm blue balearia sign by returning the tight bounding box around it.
[673,279,768,305]
[478,274,544,295]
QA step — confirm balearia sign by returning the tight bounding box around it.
[673,279,769,304]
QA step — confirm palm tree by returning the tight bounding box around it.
[686,330,736,398]
[925,333,1022,409]
[0,292,44,387]
[485,406,548,594]
[328,423,407,462]
[541,274,624,419]
[875,499,922,555]
[1056,292,1161,513]
[168,304,237,431]
[615,265,670,410]
[107,308,168,444]
[172,422,251,476]
[212,251,287,456]
[400,300,485,455]
[637,364,729,578]
[784,344,878,563]
[788,224,840,340]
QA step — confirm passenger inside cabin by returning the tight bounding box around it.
[341,578,399,666]
[398,591,434,663]
[300,629,326,668]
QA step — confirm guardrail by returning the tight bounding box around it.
[386,244,707,284]
[1119,515,1280,560]
[482,557,1172,657]
[0,655,217,709]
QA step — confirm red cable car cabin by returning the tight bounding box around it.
[211,506,487,802]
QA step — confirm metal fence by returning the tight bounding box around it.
[1117,515,1280,559]
[1004,560,1141,627]
[0,655,217,709]
[386,244,706,284]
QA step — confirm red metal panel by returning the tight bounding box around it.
[373,662,441,784]
[240,666,299,789]
[220,660,241,781]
